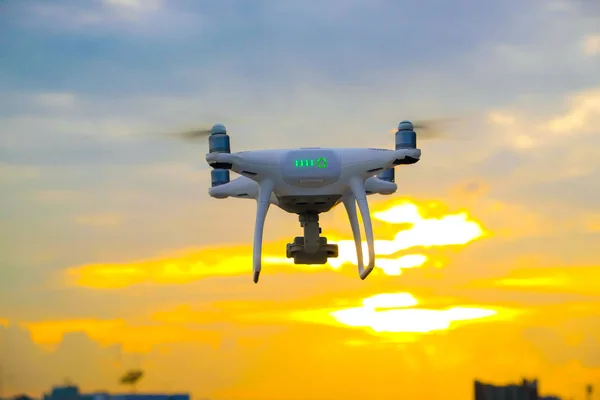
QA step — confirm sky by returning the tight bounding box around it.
[1,0,600,399]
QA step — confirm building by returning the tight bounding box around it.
[475,378,562,400]
[42,386,189,400]
[111,396,190,400]
[43,385,79,400]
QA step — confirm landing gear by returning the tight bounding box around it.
[286,212,338,264]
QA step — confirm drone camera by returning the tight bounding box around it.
[286,236,338,264]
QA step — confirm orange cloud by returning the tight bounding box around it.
[0,318,9,327]
[442,185,597,240]
[487,110,517,126]
[545,88,600,135]
[18,289,520,356]
[64,244,262,288]
[64,199,487,288]
[151,302,231,324]
[20,318,221,353]
[491,266,600,296]
[21,319,124,350]
[11,284,598,400]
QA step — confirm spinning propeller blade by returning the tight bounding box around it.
[154,114,243,143]
[160,121,231,142]
[165,127,213,141]
[388,118,460,140]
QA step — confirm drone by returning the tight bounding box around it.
[177,121,425,283]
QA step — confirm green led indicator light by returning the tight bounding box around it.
[295,159,315,167]
[294,158,327,168]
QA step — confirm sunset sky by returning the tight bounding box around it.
[1,0,600,399]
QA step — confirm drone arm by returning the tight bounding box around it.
[206,152,277,183]
[206,152,236,168]
[342,194,365,275]
[348,177,376,279]
[390,148,421,167]
[208,176,280,206]
[360,148,421,173]
[252,179,275,283]
[208,176,259,199]
[364,176,397,196]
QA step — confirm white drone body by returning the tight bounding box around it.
[205,121,421,283]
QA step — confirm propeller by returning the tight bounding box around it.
[388,118,461,140]
[160,123,227,142]
[165,126,213,141]
[151,113,246,143]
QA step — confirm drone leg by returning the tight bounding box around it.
[342,194,365,276]
[349,177,376,280]
[252,179,274,283]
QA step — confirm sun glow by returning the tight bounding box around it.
[288,292,505,337]
[327,201,485,275]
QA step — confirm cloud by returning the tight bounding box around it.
[2,288,521,391]
[583,33,600,55]
[545,87,600,134]
[0,325,123,397]
[63,199,487,288]
[487,111,517,127]
[32,92,77,108]
[64,246,254,289]
[21,0,170,32]
[482,86,600,153]
[20,318,221,353]
[0,322,244,399]
[491,266,600,296]
[456,86,600,217]
[5,263,600,400]
[2,1,600,399]
[282,292,519,339]
[215,296,600,400]
[103,0,163,12]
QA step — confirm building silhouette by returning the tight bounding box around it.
[37,385,189,400]
[43,386,80,400]
[475,378,562,400]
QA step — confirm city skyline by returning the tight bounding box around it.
[1,0,600,399]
